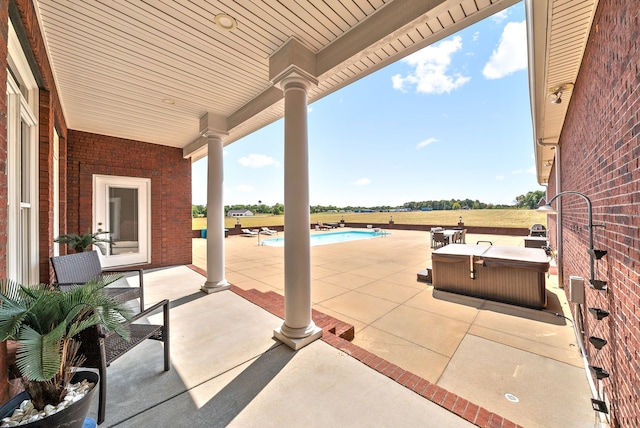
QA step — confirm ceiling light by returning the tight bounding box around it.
[214,13,237,31]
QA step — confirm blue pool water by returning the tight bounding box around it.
[260,230,388,247]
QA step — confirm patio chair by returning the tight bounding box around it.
[241,228,259,236]
[260,227,278,235]
[432,231,449,248]
[317,222,331,230]
[50,251,170,424]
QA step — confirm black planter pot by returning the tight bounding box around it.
[0,370,98,428]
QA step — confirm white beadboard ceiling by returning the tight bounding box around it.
[33,0,519,161]
[527,0,599,185]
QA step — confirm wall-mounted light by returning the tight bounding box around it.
[548,83,574,104]
[589,336,607,350]
[591,398,609,414]
[588,307,610,320]
[589,365,610,380]
[544,160,553,167]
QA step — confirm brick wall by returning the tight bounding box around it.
[548,0,640,425]
[67,131,192,269]
[0,0,10,407]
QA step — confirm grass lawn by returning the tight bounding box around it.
[193,209,546,230]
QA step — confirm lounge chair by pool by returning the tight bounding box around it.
[261,227,278,235]
[242,228,259,236]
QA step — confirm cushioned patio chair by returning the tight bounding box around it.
[241,228,259,236]
[50,251,170,424]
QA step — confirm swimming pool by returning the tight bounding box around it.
[260,229,388,247]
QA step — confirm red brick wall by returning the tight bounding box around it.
[67,131,192,269]
[548,0,640,425]
[0,0,10,407]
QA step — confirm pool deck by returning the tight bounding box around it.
[191,228,594,427]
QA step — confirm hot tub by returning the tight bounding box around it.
[431,244,549,308]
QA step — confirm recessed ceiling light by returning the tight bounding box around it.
[214,13,237,31]
[162,98,176,105]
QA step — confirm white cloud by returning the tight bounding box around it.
[491,9,509,23]
[353,178,371,186]
[482,21,527,79]
[511,169,523,174]
[236,184,254,192]
[473,31,480,42]
[416,137,438,149]
[496,175,505,180]
[527,165,537,174]
[238,153,279,168]
[392,36,471,94]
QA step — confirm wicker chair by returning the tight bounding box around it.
[50,251,170,424]
[432,231,449,248]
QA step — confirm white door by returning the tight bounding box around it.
[93,175,150,267]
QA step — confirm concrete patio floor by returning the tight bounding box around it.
[93,229,595,427]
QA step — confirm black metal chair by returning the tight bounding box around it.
[50,251,170,424]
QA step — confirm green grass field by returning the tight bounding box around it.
[192,209,546,230]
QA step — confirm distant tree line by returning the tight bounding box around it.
[192,190,546,217]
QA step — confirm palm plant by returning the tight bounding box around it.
[0,276,132,410]
[54,230,114,253]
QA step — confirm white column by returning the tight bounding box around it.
[273,73,323,350]
[201,132,230,294]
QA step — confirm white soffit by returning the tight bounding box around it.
[528,0,599,184]
[34,0,518,160]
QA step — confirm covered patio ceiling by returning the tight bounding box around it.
[32,0,519,162]
[527,0,599,185]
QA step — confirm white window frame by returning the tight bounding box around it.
[6,19,39,284]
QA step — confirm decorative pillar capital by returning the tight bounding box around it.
[199,112,229,139]
[272,67,318,92]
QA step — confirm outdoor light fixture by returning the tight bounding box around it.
[589,365,610,380]
[589,279,608,290]
[589,336,608,350]
[236,217,240,224]
[459,216,462,223]
[587,249,608,260]
[537,191,606,283]
[214,13,237,31]
[591,398,609,414]
[548,83,574,104]
[588,307,610,320]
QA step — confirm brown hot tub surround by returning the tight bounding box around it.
[431,244,550,309]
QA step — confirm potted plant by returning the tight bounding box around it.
[54,230,114,254]
[0,276,132,427]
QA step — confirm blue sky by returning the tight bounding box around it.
[192,2,543,207]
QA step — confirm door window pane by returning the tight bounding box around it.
[109,187,139,255]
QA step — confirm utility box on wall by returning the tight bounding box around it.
[569,276,585,304]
